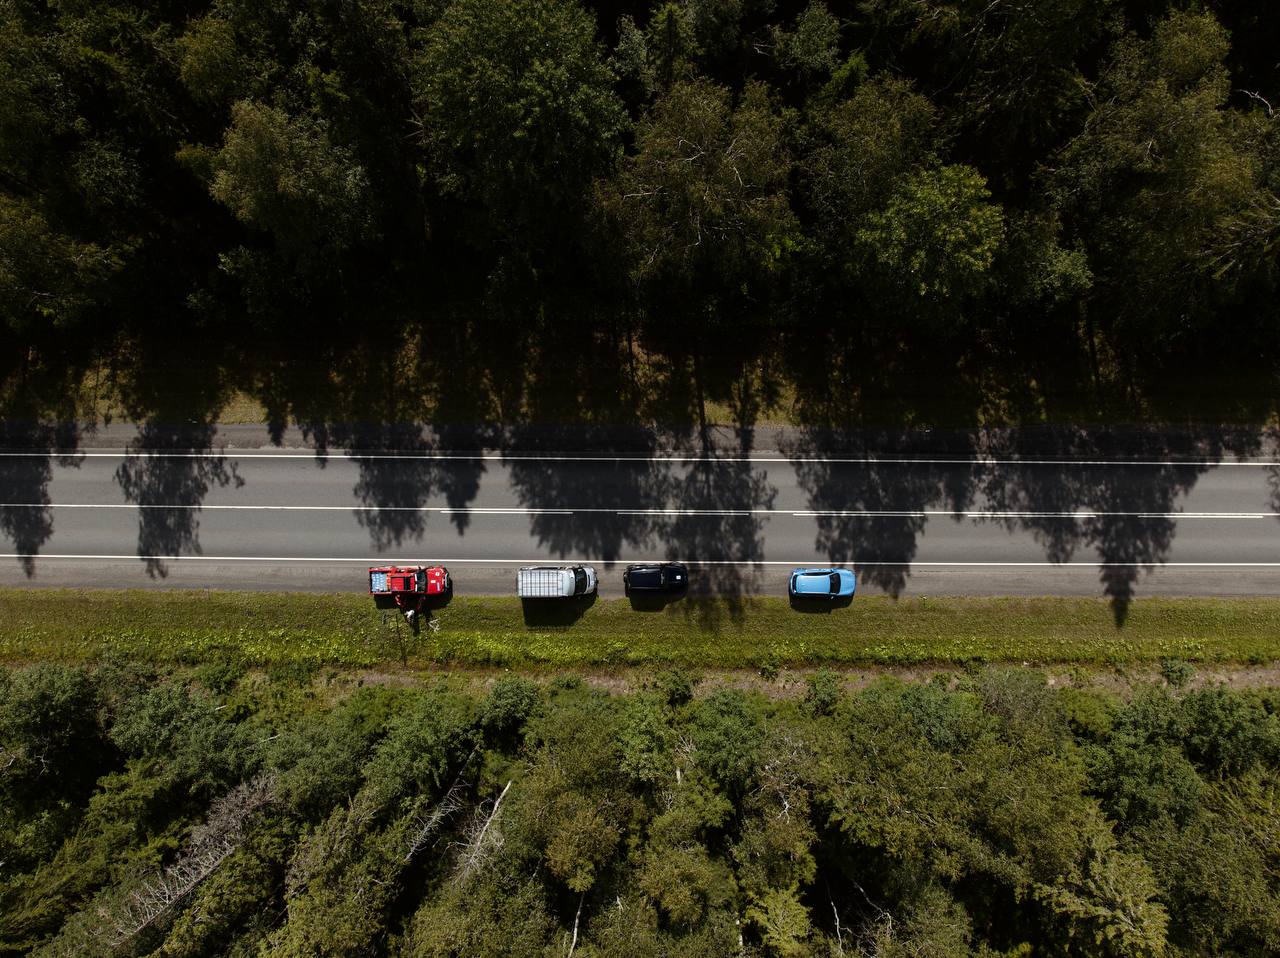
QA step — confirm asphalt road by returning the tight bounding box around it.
[1,447,1278,599]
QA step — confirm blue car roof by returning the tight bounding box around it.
[792,568,855,595]
[793,574,831,594]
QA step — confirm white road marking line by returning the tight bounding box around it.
[3,553,1280,567]
[2,503,1278,519]
[1,450,1278,467]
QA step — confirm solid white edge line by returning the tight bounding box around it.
[1,450,1278,467]
[2,503,1277,519]
[4,553,1280,567]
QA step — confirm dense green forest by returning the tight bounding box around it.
[2,663,1279,956]
[2,0,1278,436]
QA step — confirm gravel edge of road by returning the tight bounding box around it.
[2,419,1277,459]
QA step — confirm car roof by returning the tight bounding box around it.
[793,572,833,593]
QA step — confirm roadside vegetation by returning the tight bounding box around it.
[3,589,1279,670]
[3,663,1279,957]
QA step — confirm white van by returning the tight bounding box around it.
[517,565,598,599]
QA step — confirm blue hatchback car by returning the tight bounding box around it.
[789,567,856,599]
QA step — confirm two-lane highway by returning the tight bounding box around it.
[1,448,1278,596]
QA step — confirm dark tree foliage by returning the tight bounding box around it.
[3,666,1279,956]
[1,0,1276,436]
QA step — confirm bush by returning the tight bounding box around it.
[802,669,842,716]
[480,676,541,747]
[1161,658,1196,688]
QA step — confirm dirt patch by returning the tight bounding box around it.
[315,661,1280,700]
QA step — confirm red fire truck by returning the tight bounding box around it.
[368,565,451,617]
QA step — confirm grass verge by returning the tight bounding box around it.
[2,590,1279,669]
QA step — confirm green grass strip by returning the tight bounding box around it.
[2,589,1279,669]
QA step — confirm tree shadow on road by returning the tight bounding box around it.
[115,421,243,577]
[504,425,672,570]
[977,426,1259,624]
[787,419,1268,625]
[282,344,491,552]
[0,423,83,576]
[784,427,978,598]
[337,423,486,551]
[663,451,776,631]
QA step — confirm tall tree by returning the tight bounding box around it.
[602,77,796,428]
[413,0,626,252]
[1050,10,1260,373]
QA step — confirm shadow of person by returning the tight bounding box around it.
[115,421,243,577]
[0,422,82,576]
[520,593,597,627]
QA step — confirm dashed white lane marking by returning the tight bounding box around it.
[3,554,1280,567]
[1,450,1278,467]
[2,503,1277,520]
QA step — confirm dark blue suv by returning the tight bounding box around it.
[623,563,689,595]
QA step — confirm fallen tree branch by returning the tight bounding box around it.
[405,747,479,863]
[452,780,512,885]
[105,773,276,948]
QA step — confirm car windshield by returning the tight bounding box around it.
[829,573,840,591]
[417,571,427,590]
[574,568,587,593]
